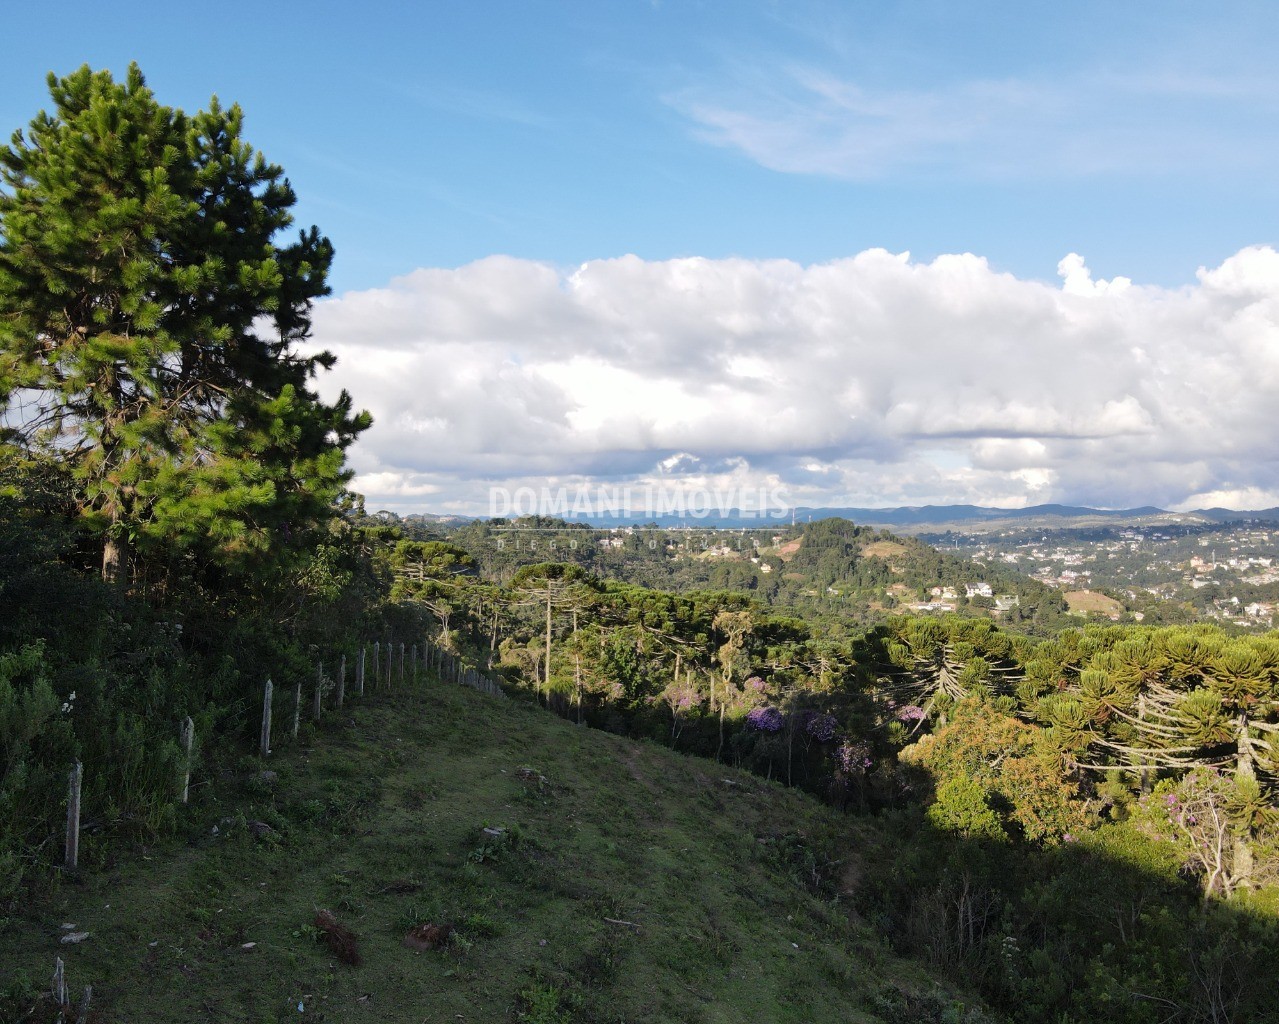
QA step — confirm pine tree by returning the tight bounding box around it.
[0,64,369,582]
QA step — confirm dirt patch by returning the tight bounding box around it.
[861,540,907,558]
[775,538,802,561]
[1064,590,1124,617]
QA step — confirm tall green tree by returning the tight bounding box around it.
[0,64,369,583]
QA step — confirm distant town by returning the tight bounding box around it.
[922,520,1279,629]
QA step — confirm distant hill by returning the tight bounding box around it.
[554,503,1188,531]
[793,503,1172,527]
[1191,506,1279,524]
[397,503,1279,531]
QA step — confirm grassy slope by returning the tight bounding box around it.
[1063,590,1125,617]
[2,677,981,1024]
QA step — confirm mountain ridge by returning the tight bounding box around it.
[392,504,1279,531]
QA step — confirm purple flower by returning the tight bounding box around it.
[895,704,926,723]
[835,739,872,775]
[745,706,785,733]
[805,713,838,743]
[1063,833,1076,843]
[746,676,767,692]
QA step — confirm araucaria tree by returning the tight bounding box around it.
[0,64,369,583]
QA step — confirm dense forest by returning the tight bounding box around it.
[3,66,1279,1024]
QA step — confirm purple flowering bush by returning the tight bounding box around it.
[835,739,872,775]
[895,704,926,724]
[805,713,838,743]
[745,706,784,733]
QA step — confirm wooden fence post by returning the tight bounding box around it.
[179,716,194,804]
[312,662,323,722]
[53,957,67,1011]
[399,643,405,684]
[411,644,418,682]
[74,984,92,1024]
[357,646,366,696]
[373,641,380,685]
[385,642,392,689]
[65,761,82,870]
[337,655,346,709]
[292,681,301,739]
[260,679,273,757]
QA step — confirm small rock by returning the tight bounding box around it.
[241,941,257,949]
[60,932,90,944]
[481,826,506,839]
[248,820,276,839]
[257,770,279,785]
[60,923,76,930]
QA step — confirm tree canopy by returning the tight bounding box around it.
[0,64,369,582]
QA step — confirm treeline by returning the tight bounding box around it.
[378,512,1073,632]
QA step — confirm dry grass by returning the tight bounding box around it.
[861,540,907,559]
[1064,589,1125,617]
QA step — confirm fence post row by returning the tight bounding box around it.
[49,637,516,887]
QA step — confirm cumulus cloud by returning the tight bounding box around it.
[307,246,1279,514]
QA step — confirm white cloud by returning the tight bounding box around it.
[309,246,1279,514]
[665,64,1279,181]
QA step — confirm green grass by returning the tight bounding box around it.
[0,678,986,1023]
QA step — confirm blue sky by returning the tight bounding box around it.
[5,2,1279,511]
[6,1,1276,293]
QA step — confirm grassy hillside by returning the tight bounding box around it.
[1,676,991,1024]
